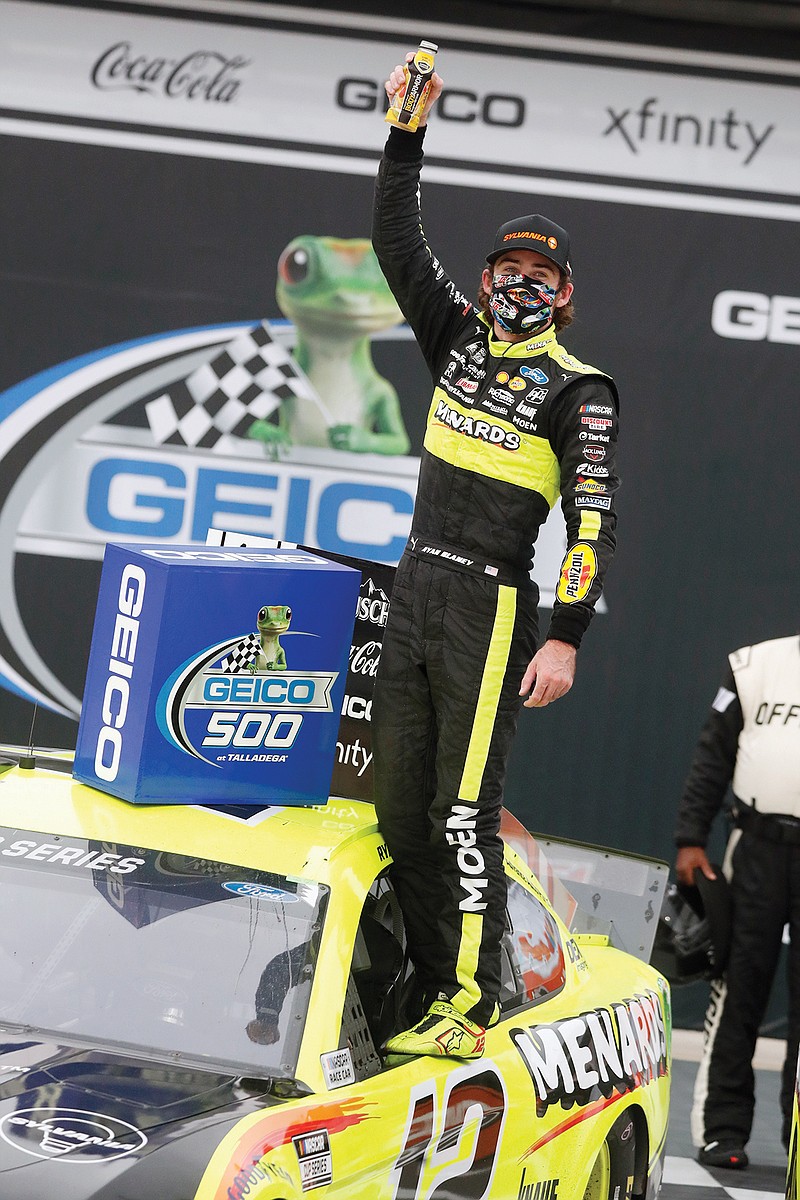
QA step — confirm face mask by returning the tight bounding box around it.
[489,273,558,335]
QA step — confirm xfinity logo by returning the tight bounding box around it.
[711,291,800,344]
[91,43,249,102]
[603,97,774,165]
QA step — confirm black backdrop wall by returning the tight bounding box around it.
[0,0,797,898]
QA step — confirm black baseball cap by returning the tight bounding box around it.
[486,214,571,273]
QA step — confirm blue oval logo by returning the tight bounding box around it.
[222,881,297,901]
[520,365,549,384]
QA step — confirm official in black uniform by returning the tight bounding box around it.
[371,57,620,1058]
[675,634,800,1168]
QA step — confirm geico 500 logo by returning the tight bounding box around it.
[711,291,800,343]
[159,649,337,767]
[198,673,335,754]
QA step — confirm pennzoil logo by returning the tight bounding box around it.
[556,543,597,604]
[158,610,337,767]
[433,399,520,450]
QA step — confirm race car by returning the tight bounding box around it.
[0,746,670,1199]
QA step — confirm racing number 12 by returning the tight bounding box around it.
[391,1067,506,1199]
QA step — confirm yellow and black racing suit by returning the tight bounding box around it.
[371,125,620,1026]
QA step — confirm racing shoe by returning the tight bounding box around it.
[698,1141,749,1169]
[383,1000,486,1059]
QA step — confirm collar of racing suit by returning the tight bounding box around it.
[479,311,559,358]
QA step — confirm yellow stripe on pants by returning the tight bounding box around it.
[459,585,517,802]
[452,584,516,1014]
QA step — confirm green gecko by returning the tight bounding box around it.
[249,605,291,672]
[248,236,410,456]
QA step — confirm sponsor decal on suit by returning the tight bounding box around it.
[556,543,597,603]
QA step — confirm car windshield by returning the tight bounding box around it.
[0,826,327,1078]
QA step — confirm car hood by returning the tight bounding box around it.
[0,1033,281,1199]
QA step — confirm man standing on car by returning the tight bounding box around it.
[371,54,620,1058]
[674,633,800,1168]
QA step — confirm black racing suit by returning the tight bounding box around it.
[371,126,620,1027]
[675,649,800,1151]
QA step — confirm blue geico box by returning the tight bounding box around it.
[74,544,360,805]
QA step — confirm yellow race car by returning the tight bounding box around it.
[0,748,670,1199]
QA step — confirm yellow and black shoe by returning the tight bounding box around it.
[383,1000,486,1059]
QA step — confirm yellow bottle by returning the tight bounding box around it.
[385,41,438,132]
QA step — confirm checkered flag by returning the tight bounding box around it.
[219,632,262,674]
[145,321,329,452]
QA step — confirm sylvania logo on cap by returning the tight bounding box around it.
[503,230,557,248]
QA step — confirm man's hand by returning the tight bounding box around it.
[385,54,444,128]
[246,1018,280,1045]
[675,846,717,888]
[519,640,576,708]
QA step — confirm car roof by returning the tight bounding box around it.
[0,759,379,884]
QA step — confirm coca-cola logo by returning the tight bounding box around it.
[348,641,381,677]
[91,42,250,102]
